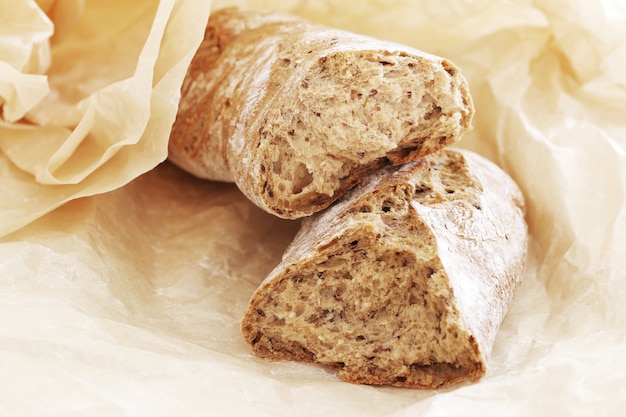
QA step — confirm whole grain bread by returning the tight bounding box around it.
[241,148,527,389]
[168,7,474,219]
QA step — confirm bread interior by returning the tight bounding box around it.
[243,181,484,388]
[255,47,471,217]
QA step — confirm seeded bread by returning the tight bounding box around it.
[241,149,527,389]
[168,7,474,219]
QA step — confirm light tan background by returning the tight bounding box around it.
[1,0,625,415]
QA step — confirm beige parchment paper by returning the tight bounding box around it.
[1,0,626,416]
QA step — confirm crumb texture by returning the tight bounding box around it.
[241,149,528,389]
[168,7,474,218]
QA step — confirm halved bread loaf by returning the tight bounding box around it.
[168,7,474,219]
[241,149,527,389]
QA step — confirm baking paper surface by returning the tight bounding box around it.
[1,0,626,416]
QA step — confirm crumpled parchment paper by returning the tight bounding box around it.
[1,0,625,416]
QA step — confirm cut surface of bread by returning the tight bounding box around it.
[168,7,474,219]
[241,149,527,389]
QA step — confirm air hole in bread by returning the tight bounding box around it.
[292,163,313,194]
[425,105,442,120]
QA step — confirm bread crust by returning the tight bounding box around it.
[241,149,527,389]
[169,7,474,218]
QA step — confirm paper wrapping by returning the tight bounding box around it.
[1,0,625,415]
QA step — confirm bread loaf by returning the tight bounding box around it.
[241,148,527,389]
[168,7,474,219]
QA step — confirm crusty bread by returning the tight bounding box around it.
[168,7,474,219]
[241,149,527,389]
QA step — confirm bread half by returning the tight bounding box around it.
[241,149,527,389]
[168,7,474,219]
